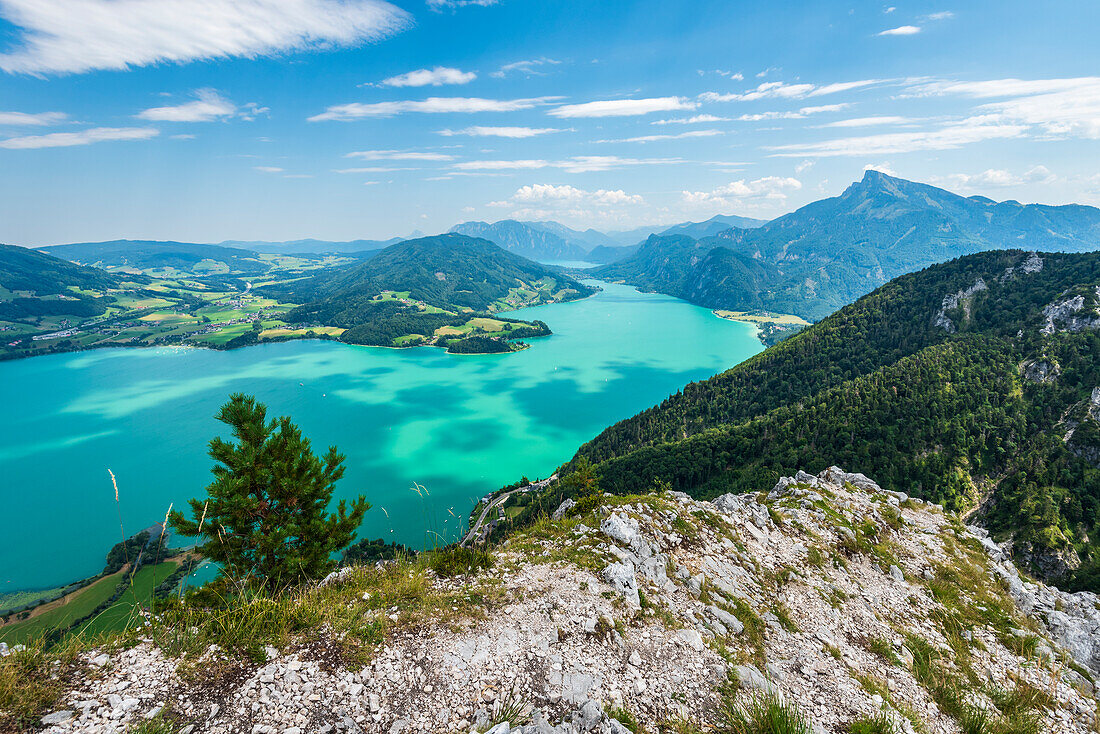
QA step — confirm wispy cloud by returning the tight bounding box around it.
[490,58,561,79]
[595,129,723,144]
[878,25,921,36]
[426,0,497,11]
[137,89,266,122]
[0,0,411,75]
[309,96,558,121]
[819,115,912,127]
[0,110,67,126]
[380,66,476,87]
[908,76,1100,139]
[652,114,731,125]
[700,80,880,103]
[736,103,849,122]
[549,97,697,118]
[0,126,159,149]
[254,166,284,173]
[453,155,681,173]
[439,126,561,138]
[346,149,455,161]
[767,118,1026,157]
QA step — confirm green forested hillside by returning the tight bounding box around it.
[0,244,121,320]
[273,234,594,350]
[570,249,1100,590]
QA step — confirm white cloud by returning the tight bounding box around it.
[347,149,455,161]
[0,110,66,125]
[0,126,158,149]
[878,25,921,35]
[138,89,265,122]
[925,11,955,21]
[681,176,802,209]
[863,162,898,176]
[381,66,476,87]
[254,166,284,173]
[548,97,697,118]
[652,114,731,125]
[490,58,561,79]
[438,126,560,138]
[486,183,649,227]
[595,129,723,144]
[426,0,497,10]
[820,115,911,127]
[309,96,556,121]
[767,118,1027,157]
[909,77,1100,139]
[0,0,411,75]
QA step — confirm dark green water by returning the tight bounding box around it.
[0,282,761,592]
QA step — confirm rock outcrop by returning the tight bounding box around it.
[35,469,1100,734]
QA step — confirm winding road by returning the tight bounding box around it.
[460,474,557,547]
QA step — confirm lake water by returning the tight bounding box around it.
[0,282,761,592]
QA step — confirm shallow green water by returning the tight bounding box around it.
[0,282,761,592]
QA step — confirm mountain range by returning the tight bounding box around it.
[39,240,272,276]
[594,171,1100,320]
[571,249,1100,590]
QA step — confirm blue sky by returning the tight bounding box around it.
[1,0,1099,245]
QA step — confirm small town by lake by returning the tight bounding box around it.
[0,281,762,592]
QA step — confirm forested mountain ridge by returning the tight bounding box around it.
[0,243,122,321]
[40,240,271,276]
[571,249,1100,590]
[271,234,595,351]
[448,220,590,261]
[594,172,1100,322]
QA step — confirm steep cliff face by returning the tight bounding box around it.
[27,468,1099,734]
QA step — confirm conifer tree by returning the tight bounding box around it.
[170,393,369,587]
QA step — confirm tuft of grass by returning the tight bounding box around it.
[848,713,897,734]
[716,692,811,734]
[866,636,902,666]
[609,707,644,734]
[484,684,531,730]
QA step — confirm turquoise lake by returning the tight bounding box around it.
[0,282,762,592]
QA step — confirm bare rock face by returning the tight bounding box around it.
[41,468,1100,734]
[933,278,988,332]
[1041,288,1100,335]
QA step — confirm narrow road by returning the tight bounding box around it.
[460,474,557,548]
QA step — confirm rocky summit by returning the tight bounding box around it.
[36,469,1100,734]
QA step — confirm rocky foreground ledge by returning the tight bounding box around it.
[37,468,1100,734]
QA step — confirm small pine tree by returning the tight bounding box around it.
[170,393,370,588]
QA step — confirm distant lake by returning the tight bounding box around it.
[0,282,762,592]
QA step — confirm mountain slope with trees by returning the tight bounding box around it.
[271,234,595,351]
[40,240,271,276]
[570,250,1100,591]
